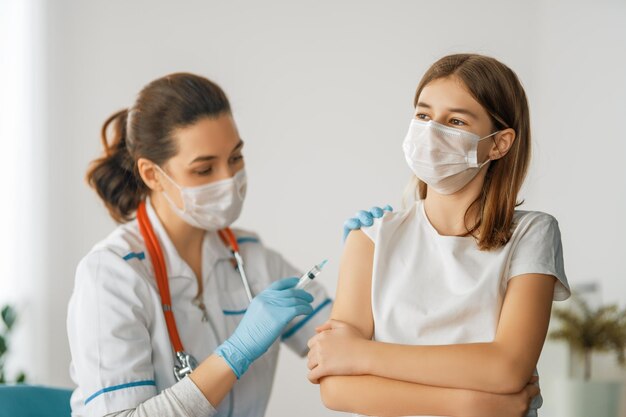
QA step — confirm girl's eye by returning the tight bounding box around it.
[450,118,466,126]
[416,113,430,120]
[230,155,244,164]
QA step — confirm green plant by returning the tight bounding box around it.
[549,296,626,381]
[0,304,26,384]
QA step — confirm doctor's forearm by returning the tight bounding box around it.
[103,355,235,417]
[103,376,216,417]
[189,354,237,406]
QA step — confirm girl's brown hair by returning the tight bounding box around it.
[86,73,231,223]
[410,53,531,250]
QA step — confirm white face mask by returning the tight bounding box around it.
[402,119,499,195]
[156,166,247,231]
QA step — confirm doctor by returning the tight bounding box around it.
[67,72,380,417]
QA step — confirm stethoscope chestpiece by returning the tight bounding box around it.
[173,351,199,381]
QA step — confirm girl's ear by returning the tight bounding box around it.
[489,128,516,160]
[137,158,163,192]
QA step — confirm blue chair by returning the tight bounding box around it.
[0,385,72,417]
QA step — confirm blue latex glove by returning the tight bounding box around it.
[214,277,313,378]
[343,205,393,241]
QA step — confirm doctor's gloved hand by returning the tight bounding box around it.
[343,205,393,241]
[214,277,313,378]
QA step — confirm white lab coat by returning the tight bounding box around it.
[67,201,332,417]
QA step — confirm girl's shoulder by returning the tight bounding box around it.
[360,202,419,242]
[511,209,560,237]
[508,209,569,301]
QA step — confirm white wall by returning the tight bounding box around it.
[0,0,48,384]
[529,1,626,415]
[13,0,626,415]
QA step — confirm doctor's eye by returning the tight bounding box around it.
[415,113,430,120]
[195,166,214,176]
[449,118,466,126]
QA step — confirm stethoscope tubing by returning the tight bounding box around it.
[136,201,254,380]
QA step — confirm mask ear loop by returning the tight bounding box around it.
[484,111,510,160]
[154,164,187,212]
[478,130,503,167]
[490,131,507,161]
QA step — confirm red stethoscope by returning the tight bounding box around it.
[136,201,254,380]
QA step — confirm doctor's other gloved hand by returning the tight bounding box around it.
[214,277,313,378]
[343,205,393,241]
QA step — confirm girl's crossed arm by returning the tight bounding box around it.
[310,230,541,416]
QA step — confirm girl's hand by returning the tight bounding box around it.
[462,376,540,417]
[306,319,369,384]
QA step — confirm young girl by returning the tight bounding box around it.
[306,54,570,417]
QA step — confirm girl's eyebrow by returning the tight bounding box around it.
[447,108,478,120]
[417,101,478,120]
[231,140,244,153]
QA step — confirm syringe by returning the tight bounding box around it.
[295,259,328,290]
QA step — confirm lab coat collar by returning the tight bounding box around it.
[144,197,232,281]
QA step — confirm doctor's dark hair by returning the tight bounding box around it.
[86,73,231,223]
[408,54,531,251]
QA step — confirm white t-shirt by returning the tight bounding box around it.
[361,200,570,417]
